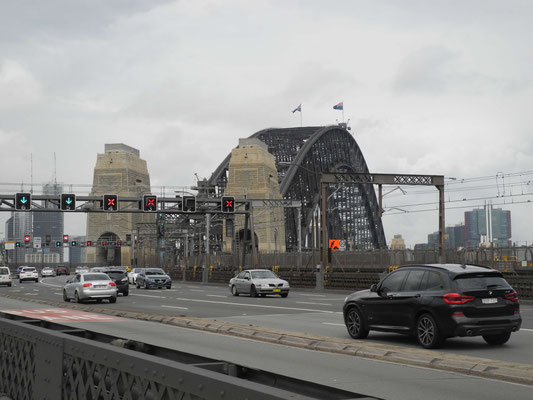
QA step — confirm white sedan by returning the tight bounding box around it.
[229,269,290,298]
[127,268,145,284]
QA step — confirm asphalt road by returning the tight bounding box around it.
[1,295,533,400]
[4,276,533,367]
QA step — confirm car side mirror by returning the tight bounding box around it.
[370,284,378,292]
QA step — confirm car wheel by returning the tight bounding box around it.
[416,314,444,349]
[35,278,38,283]
[231,285,239,296]
[63,290,69,302]
[123,291,129,297]
[346,307,369,339]
[136,281,140,289]
[281,293,289,298]
[250,285,258,298]
[109,296,117,304]
[75,291,83,304]
[19,280,22,284]
[483,332,511,345]
[8,283,12,287]
[144,281,149,290]
[260,293,267,297]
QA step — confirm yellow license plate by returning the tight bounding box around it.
[273,288,281,293]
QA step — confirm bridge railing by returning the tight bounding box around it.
[0,316,368,400]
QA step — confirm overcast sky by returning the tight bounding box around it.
[1,0,532,247]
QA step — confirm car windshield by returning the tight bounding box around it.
[455,274,512,290]
[83,274,110,281]
[106,271,126,278]
[145,269,165,276]
[251,271,277,279]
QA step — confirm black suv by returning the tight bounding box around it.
[343,264,521,348]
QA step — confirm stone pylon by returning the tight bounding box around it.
[223,139,286,254]
[85,144,155,266]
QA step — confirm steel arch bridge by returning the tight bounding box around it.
[208,125,386,251]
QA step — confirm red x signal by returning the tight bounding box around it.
[107,198,116,206]
[225,200,233,208]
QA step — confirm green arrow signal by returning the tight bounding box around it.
[20,197,27,204]
[66,198,72,204]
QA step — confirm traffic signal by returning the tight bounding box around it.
[71,241,77,247]
[63,235,69,243]
[183,196,196,212]
[56,241,61,247]
[15,193,31,210]
[102,241,107,246]
[86,241,92,246]
[24,235,31,242]
[116,241,121,246]
[60,194,76,211]
[15,242,21,248]
[221,196,235,213]
[143,195,157,212]
[103,194,118,211]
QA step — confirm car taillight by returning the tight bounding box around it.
[83,283,92,287]
[504,291,518,302]
[109,282,116,286]
[443,293,475,304]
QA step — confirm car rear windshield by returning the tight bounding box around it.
[455,273,511,290]
[0,268,9,275]
[106,271,126,278]
[22,268,36,272]
[83,274,110,281]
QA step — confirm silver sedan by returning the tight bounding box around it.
[229,269,290,298]
[63,273,118,303]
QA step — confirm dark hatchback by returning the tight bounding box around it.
[343,264,521,348]
[136,268,172,289]
[104,269,129,296]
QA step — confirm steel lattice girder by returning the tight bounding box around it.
[208,125,387,250]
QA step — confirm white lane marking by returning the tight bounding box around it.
[191,289,205,292]
[300,294,327,297]
[25,293,38,296]
[33,289,40,291]
[207,295,227,298]
[162,305,189,310]
[296,301,333,306]
[323,322,344,326]
[130,294,167,299]
[38,280,63,288]
[186,286,201,288]
[53,293,62,295]
[173,297,336,313]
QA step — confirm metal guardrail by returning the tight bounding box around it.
[0,315,377,400]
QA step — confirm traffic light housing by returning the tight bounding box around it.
[183,196,196,212]
[60,194,76,211]
[15,193,31,210]
[15,242,21,248]
[56,241,61,247]
[71,241,77,247]
[86,241,92,246]
[63,235,69,243]
[103,194,118,211]
[221,196,235,213]
[143,195,157,212]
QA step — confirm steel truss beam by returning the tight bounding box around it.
[319,172,445,268]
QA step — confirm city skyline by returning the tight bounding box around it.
[1,1,532,247]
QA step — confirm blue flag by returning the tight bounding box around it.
[333,102,343,110]
[292,104,302,113]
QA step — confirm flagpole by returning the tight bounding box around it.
[342,101,344,123]
[300,108,302,127]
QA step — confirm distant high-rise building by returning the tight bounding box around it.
[464,207,511,248]
[390,234,406,250]
[6,211,32,263]
[33,183,64,259]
